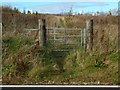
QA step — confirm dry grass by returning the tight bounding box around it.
[2,7,118,85]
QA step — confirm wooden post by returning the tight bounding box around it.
[0,23,2,61]
[38,19,47,47]
[80,30,82,48]
[0,23,2,50]
[0,23,1,81]
[64,28,67,44]
[84,28,86,50]
[54,28,56,41]
[54,23,56,42]
[13,15,16,31]
[86,19,93,51]
[38,19,41,46]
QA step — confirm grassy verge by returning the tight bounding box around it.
[2,33,118,85]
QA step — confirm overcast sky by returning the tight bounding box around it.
[2,1,118,14]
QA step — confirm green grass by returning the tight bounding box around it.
[2,33,118,85]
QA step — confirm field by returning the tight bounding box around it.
[2,6,119,85]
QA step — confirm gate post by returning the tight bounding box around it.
[84,28,87,51]
[86,19,93,51]
[38,19,47,47]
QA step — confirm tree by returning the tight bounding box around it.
[68,7,73,15]
[109,10,112,16]
[27,10,31,14]
[32,11,35,14]
[35,11,38,15]
[23,9,26,14]
[14,7,20,13]
[97,11,99,15]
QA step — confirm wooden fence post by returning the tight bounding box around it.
[54,28,56,41]
[0,23,2,49]
[38,19,47,47]
[80,30,83,48]
[0,23,1,81]
[86,19,93,51]
[54,23,56,42]
[84,28,87,51]
[0,0,1,72]
[64,28,67,44]
[13,15,16,31]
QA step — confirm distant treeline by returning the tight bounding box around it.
[2,5,118,33]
